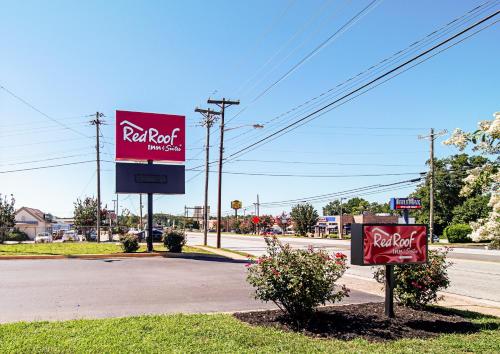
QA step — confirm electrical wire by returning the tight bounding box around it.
[225,11,500,161]
[0,84,93,138]
[224,0,497,145]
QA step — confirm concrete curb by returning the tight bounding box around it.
[193,246,250,260]
[0,247,227,261]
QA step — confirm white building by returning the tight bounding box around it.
[14,207,55,240]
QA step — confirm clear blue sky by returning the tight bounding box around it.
[1,0,498,218]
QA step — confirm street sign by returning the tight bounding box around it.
[115,162,185,194]
[252,216,260,224]
[389,197,422,210]
[231,200,242,210]
[351,224,428,266]
[116,110,185,163]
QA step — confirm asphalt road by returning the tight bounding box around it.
[186,232,500,304]
[0,256,381,324]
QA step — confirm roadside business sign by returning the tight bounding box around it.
[116,110,185,163]
[231,200,242,210]
[351,224,428,266]
[389,197,422,210]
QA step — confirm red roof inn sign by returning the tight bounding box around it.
[351,224,428,266]
[116,110,185,163]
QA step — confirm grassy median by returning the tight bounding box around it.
[0,310,498,353]
[0,242,209,256]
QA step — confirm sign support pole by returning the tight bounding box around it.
[147,160,154,253]
[385,265,395,318]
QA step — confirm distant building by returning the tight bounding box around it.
[14,207,55,239]
[314,213,398,237]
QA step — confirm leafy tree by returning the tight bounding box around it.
[291,203,318,236]
[259,215,275,230]
[73,197,106,235]
[323,198,391,216]
[0,194,16,243]
[118,208,140,228]
[452,194,491,225]
[411,153,489,236]
[322,200,341,215]
[153,213,183,228]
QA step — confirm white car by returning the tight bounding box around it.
[62,230,80,242]
[35,232,53,243]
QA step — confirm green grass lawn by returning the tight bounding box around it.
[0,242,210,256]
[0,310,498,353]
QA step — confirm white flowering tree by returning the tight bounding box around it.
[444,112,499,248]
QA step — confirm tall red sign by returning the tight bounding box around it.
[351,224,427,266]
[116,110,185,163]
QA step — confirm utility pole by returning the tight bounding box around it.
[207,98,240,248]
[195,107,221,246]
[112,199,117,227]
[256,194,260,235]
[339,197,344,240]
[419,128,447,243]
[116,194,119,228]
[90,112,104,243]
[139,194,143,230]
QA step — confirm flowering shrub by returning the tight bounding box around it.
[444,112,499,248]
[163,230,186,252]
[373,248,451,308]
[120,234,140,253]
[246,237,349,322]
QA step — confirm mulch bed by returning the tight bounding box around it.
[234,302,479,342]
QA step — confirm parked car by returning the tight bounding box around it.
[62,230,80,242]
[52,230,64,240]
[35,232,53,243]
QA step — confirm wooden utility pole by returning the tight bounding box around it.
[139,194,143,230]
[90,112,104,243]
[339,197,344,239]
[419,128,447,243]
[195,107,220,246]
[256,194,260,235]
[207,98,240,248]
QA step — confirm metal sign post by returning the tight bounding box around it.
[147,160,153,252]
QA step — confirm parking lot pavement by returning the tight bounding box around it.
[0,257,382,324]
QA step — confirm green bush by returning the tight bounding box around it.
[119,234,140,253]
[443,224,472,243]
[163,230,186,252]
[6,229,29,242]
[373,248,451,308]
[246,237,349,324]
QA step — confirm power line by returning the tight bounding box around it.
[226,158,423,167]
[225,10,500,161]
[224,0,497,145]
[0,153,95,166]
[226,0,381,125]
[187,169,424,178]
[233,0,346,97]
[0,160,95,174]
[0,84,92,138]
[259,177,423,207]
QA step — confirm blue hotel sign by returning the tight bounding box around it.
[390,198,422,210]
